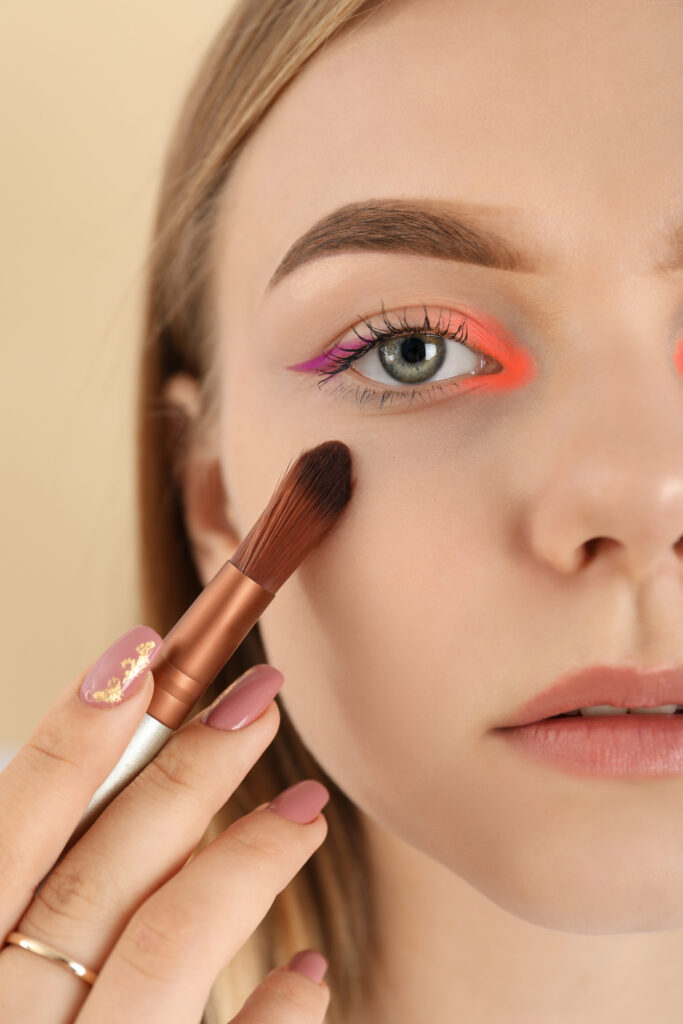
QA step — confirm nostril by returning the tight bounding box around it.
[584,537,603,562]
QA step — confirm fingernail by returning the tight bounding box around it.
[287,950,328,984]
[266,780,330,823]
[202,665,284,730]
[79,625,164,707]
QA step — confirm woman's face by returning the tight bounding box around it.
[192,0,683,932]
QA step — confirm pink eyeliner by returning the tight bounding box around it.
[286,338,367,372]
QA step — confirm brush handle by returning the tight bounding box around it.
[41,566,273,884]
[38,714,172,886]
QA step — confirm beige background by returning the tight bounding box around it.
[1,2,236,763]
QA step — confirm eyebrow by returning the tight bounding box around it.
[264,198,683,293]
[265,198,541,293]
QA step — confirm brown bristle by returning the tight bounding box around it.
[229,440,353,593]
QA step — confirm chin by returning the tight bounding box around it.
[445,826,683,935]
[483,880,683,935]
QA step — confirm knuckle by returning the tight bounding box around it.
[227,817,290,864]
[23,727,82,779]
[223,813,329,895]
[136,740,207,799]
[117,900,198,983]
[26,860,114,931]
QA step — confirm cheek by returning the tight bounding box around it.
[255,440,509,820]
[219,348,517,803]
[218,345,542,894]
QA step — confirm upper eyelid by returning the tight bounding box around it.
[325,304,474,355]
[283,305,458,372]
[321,307,483,365]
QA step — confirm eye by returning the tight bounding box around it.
[312,304,502,389]
[285,302,535,412]
[350,327,488,386]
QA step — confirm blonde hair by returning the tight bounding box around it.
[136,1,390,1019]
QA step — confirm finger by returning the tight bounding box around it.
[77,781,330,1024]
[13,668,283,985]
[230,951,330,1023]
[0,624,162,933]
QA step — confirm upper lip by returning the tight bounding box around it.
[499,664,683,727]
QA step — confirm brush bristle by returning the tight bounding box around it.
[229,440,353,593]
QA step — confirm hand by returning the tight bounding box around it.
[0,624,331,1023]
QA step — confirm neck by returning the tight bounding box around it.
[352,813,682,1023]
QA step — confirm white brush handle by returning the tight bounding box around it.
[38,714,173,887]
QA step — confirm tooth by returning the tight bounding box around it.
[579,705,628,716]
[627,704,678,715]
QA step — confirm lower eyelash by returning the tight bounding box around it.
[318,374,456,410]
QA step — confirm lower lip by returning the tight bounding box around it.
[496,714,683,777]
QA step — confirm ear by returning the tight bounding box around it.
[161,372,241,586]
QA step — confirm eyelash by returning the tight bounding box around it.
[313,302,492,410]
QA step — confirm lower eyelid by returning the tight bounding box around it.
[320,347,534,410]
[321,372,487,412]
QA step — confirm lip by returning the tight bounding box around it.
[497,664,683,728]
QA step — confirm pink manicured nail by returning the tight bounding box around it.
[79,625,164,707]
[288,950,328,984]
[266,780,330,823]
[202,665,284,730]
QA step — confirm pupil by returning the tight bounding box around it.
[402,335,425,364]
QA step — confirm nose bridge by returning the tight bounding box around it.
[547,266,683,462]
[572,349,681,465]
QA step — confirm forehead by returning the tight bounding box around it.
[215,0,682,314]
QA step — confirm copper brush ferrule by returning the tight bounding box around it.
[53,439,354,864]
[147,563,275,730]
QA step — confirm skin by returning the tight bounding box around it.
[164,0,683,1020]
[0,662,332,1023]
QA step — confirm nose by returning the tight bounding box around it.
[527,356,683,584]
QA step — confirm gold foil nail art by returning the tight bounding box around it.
[90,640,157,705]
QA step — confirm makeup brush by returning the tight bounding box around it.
[64,439,353,853]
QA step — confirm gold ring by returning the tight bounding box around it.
[3,931,98,985]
